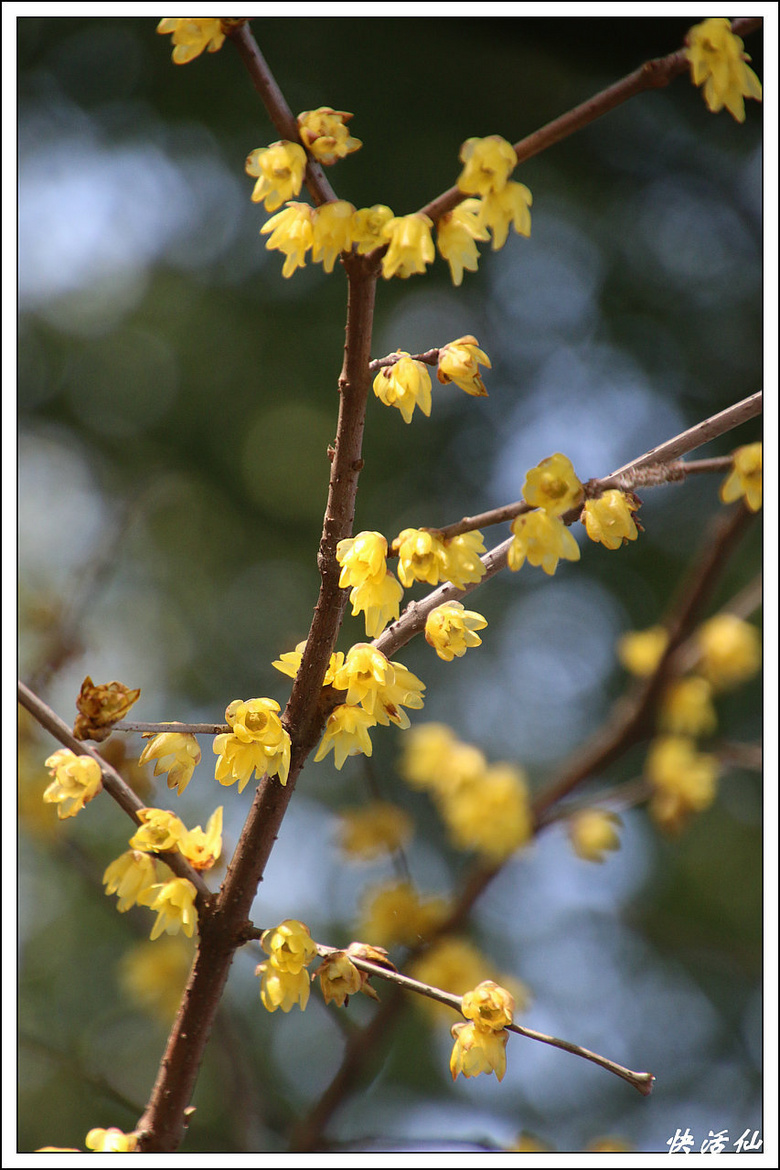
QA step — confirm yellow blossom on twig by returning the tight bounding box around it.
[457,135,517,196]
[582,490,640,550]
[85,1127,140,1152]
[392,527,448,587]
[695,614,761,691]
[272,641,344,686]
[129,807,186,853]
[214,697,291,790]
[311,200,356,272]
[522,453,584,516]
[436,199,488,285]
[103,850,158,912]
[450,1020,509,1081]
[139,731,201,796]
[140,877,199,940]
[686,17,762,122]
[245,141,307,212]
[255,961,311,1012]
[43,749,103,818]
[461,979,515,1031]
[351,204,395,254]
[508,510,581,575]
[425,601,487,661]
[297,107,362,165]
[178,806,223,871]
[616,625,669,677]
[437,335,492,397]
[567,809,622,863]
[659,677,717,737]
[440,530,487,588]
[442,761,533,862]
[261,202,315,278]
[380,213,435,279]
[373,353,433,423]
[312,951,364,1007]
[477,180,533,250]
[261,919,318,974]
[157,18,226,65]
[719,442,762,512]
[646,735,718,834]
[314,704,377,769]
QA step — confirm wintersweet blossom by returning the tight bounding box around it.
[457,135,517,196]
[43,749,103,818]
[659,677,717,737]
[85,1128,139,1153]
[373,354,432,423]
[719,442,762,512]
[272,642,344,686]
[450,1020,509,1081]
[436,200,488,285]
[103,850,158,912]
[645,735,718,834]
[508,510,581,575]
[351,204,395,254]
[686,18,762,122]
[261,919,318,974]
[311,200,356,272]
[214,697,291,789]
[392,527,448,587]
[380,213,435,279]
[425,601,487,661]
[437,336,491,397]
[178,806,223,871]
[140,878,198,940]
[337,530,390,588]
[442,762,533,861]
[245,141,307,212]
[359,880,448,947]
[338,802,413,859]
[400,724,487,797]
[522,453,584,516]
[695,614,761,691]
[260,202,315,277]
[129,807,186,853]
[313,951,364,1007]
[582,490,640,550]
[314,704,377,769]
[256,961,311,1012]
[461,980,515,1031]
[567,809,622,863]
[617,625,669,677]
[157,18,225,64]
[332,644,396,713]
[349,571,404,637]
[297,107,362,165]
[441,531,487,588]
[139,731,201,796]
[477,181,533,250]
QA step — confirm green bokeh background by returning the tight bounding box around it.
[18,15,763,1154]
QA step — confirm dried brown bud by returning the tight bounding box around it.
[73,676,141,741]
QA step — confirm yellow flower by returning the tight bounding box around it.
[338,802,413,860]
[157,18,225,65]
[659,677,717,737]
[260,201,314,278]
[297,107,362,165]
[645,735,718,834]
[245,141,307,213]
[442,761,533,862]
[214,697,291,789]
[351,204,395,254]
[373,658,426,729]
[119,936,194,1023]
[567,809,622,863]
[380,213,435,279]
[461,980,515,1030]
[337,530,390,588]
[314,704,377,769]
[311,200,356,272]
[696,614,761,691]
[43,749,103,819]
[103,850,158,912]
[457,135,517,196]
[392,526,448,587]
[178,806,223,871]
[522,453,584,516]
[129,807,186,853]
[373,354,433,423]
[255,961,311,1013]
[719,442,762,512]
[139,731,201,796]
[582,490,640,550]
[477,181,533,250]
[436,199,488,286]
[349,571,405,637]
[616,625,669,677]
[508,510,581,575]
[358,880,448,948]
[331,644,396,714]
[140,878,198,940]
[272,642,344,686]
[686,17,762,122]
[450,1020,509,1082]
[313,951,364,1007]
[85,1127,139,1152]
[400,724,486,796]
[261,919,318,974]
[437,335,492,397]
[425,601,487,661]
[440,530,487,588]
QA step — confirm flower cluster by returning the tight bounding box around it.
[214,697,292,791]
[336,530,404,637]
[43,749,103,819]
[508,453,585,575]
[719,442,762,512]
[685,18,762,122]
[453,135,533,263]
[157,18,226,64]
[391,526,486,588]
[372,338,493,421]
[450,980,515,1082]
[400,724,532,862]
[255,919,318,1013]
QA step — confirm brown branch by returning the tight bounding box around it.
[113,721,229,735]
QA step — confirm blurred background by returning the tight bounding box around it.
[17,14,763,1154]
